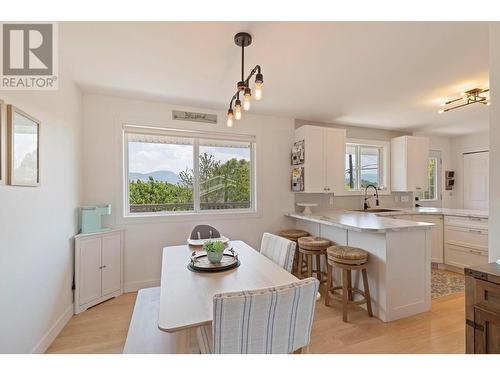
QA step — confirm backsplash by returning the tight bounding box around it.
[294,192,414,213]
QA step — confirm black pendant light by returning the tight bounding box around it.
[226,32,264,127]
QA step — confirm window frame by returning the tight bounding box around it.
[122,125,257,218]
[341,138,391,196]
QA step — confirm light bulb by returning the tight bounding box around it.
[235,99,242,120]
[227,109,234,127]
[486,101,491,106]
[243,87,251,111]
[254,82,263,101]
[438,109,444,114]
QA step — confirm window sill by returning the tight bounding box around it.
[118,208,260,224]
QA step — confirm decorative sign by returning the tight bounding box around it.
[291,140,305,165]
[172,110,217,124]
[291,166,304,192]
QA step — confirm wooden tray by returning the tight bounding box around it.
[187,248,240,273]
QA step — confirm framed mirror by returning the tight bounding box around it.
[7,105,41,187]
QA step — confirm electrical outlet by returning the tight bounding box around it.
[401,195,409,203]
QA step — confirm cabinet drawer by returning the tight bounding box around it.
[445,244,488,269]
[445,226,488,251]
[445,216,488,230]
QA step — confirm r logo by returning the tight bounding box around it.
[2,23,53,76]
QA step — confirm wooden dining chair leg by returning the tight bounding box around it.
[307,254,313,278]
[342,268,349,322]
[346,269,353,301]
[362,268,373,317]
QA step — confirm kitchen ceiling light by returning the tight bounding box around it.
[438,88,489,114]
[226,32,264,126]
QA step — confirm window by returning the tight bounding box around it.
[417,157,438,201]
[124,127,254,215]
[345,142,386,191]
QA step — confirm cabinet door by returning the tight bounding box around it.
[101,233,122,295]
[303,126,326,193]
[413,215,443,263]
[406,137,429,192]
[79,238,102,305]
[474,305,500,354]
[324,128,346,193]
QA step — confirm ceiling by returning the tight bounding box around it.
[61,22,490,136]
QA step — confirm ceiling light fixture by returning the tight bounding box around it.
[226,32,264,126]
[438,88,490,114]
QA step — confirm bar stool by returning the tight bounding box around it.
[297,236,332,283]
[278,229,310,275]
[325,245,373,322]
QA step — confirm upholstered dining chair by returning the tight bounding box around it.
[196,277,319,354]
[260,232,296,273]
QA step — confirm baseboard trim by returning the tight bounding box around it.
[124,279,161,293]
[31,303,74,354]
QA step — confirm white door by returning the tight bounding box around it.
[463,151,489,210]
[79,238,102,305]
[101,233,122,295]
[304,126,326,193]
[407,136,430,192]
[324,128,346,194]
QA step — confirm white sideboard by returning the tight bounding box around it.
[74,229,124,314]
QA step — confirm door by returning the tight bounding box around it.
[417,151,442,208]
[324,128,346,193]
[79,237,102,305]
[463,151,489,210]
[304,126,325,193]
[474,304,500,354]
[101,233,122,295]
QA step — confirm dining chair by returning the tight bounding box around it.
[196,277,319,354]
[190,225,221,240]
[260,232,296,273]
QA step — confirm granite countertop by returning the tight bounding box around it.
[374,207,488,219]
[286,211,434,233]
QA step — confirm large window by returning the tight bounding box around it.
[345,142,386,191]
[417,156,438,201]
[125,128,254,215]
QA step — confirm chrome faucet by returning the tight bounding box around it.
[363,184,379,210]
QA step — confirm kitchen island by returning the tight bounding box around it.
[286,210,434,322]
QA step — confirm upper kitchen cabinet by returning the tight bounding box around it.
[391,135,429,192]
[294,125,346,193]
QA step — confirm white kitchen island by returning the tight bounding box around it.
[286,210,434,322]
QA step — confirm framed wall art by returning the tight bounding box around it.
[7,105,41,187]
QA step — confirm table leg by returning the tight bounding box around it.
[176,329,191,353]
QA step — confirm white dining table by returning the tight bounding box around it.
[158,240,299,353]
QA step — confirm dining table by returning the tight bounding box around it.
[158,240,299,353]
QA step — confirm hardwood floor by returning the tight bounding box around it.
[46,288,465,354]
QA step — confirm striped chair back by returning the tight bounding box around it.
[198,278,319,354]
[260,232,296,273]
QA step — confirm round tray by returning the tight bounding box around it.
[187,236,230,247]
[187,249,240,273]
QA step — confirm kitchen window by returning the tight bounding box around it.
[345,141,388,192]
[417,156,438,201]
[123,126,255,216]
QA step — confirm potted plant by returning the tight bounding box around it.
[203,240,226,263]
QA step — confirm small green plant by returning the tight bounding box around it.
[203,240,225,253]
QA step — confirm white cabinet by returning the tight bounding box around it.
[444,216,488,269]
[391,136,429,192]
[294,125,346,193]
[75,229,124,314]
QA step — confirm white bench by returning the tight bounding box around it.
[123,287,183,354]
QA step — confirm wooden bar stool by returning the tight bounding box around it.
[278,229,310,274]
[325,245,373,322]
[297,236,332,283]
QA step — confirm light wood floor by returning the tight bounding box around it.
[46,288,465,354]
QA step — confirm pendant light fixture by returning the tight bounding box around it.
[226,32,264,127]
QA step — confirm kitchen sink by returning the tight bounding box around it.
[352,208,401,213]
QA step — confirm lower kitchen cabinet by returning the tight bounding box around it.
[465,263,500,354]
[74,229,124,314]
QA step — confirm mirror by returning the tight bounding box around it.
[7,105,40,186]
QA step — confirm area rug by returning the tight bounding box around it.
[431,268,465,299]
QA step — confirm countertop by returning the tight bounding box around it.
[286,211,434,233]
[374,207,488,219]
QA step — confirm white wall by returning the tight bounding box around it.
[489,22,500,262]
[81,94,295,291]
[0,74,82,350]
[449,131,489,209]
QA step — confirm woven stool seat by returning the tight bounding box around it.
[279,229,310,240]
[327,245,368,265]
[298,236,331,251]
